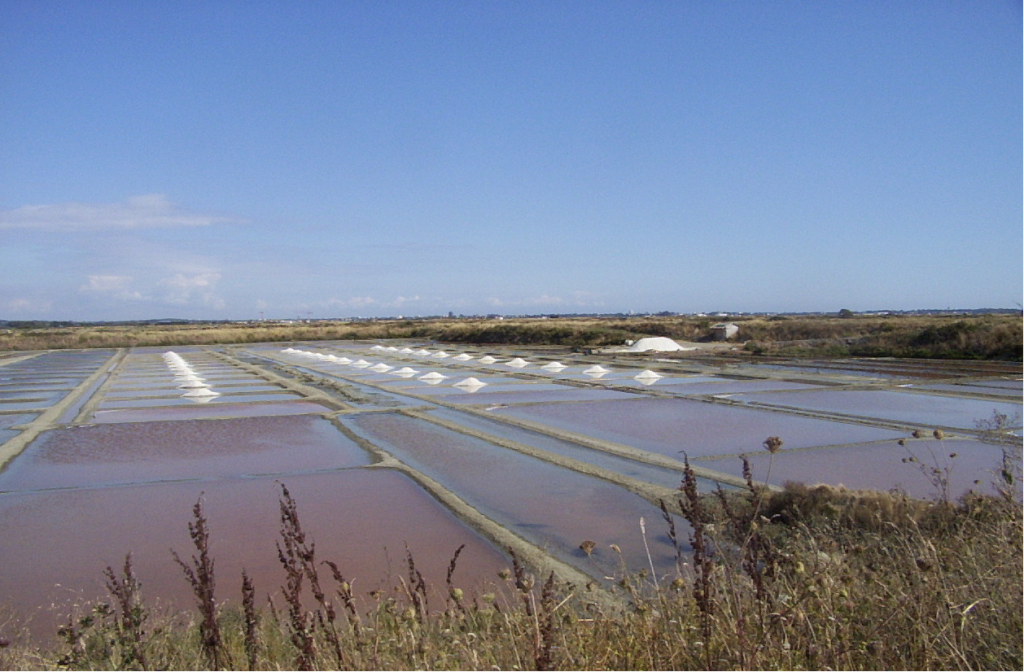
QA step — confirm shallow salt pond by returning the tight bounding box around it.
[696,438,1009,500]
[89,400,332,423]
[0,415,372,491]
[426,408,692,489]
[0,470,508,640]
[491,397,907,459]
[735,389,1023,430]
[346,412,690,580]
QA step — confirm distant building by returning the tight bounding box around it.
[711,322,739,341]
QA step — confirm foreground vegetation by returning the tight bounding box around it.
[1,459,1020,670]
[1,312,1021,360]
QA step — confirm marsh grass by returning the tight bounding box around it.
[2,313,1020,360]
[1,474,1020,670]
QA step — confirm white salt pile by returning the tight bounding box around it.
[505,358,529,368]
[335,357,352,365]
[370,363,393,372]
[453,377,487,390]
[399,348,414,354]
[478,356,498,364]
[433,351,449,358]
[392,367,419,377]
[325,355,341,362]
[634,370,662,380]
[453,353,474,361]
[419,372,446,381]
[415,349,432,356]
[583,365,610,374]
[351,359,371,368]
[621,337,694,352]
[541,362,567,371]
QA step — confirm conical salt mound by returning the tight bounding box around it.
[419,372,446,381]
[399,348,414,354]
[478,356,498,364]
[453,377,486,392]
[541,362,567,371]
[433,351,449,358]
[505,358,529,368]
[351,360,371,368]
[392,367,419,377]
[370,363,393,372]
[453,353,474,361]
[454,377,486,388]
[634,370,662,380]
[583,365,609,374]
[335,357,352,365]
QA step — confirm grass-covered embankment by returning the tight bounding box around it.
[1,460,1020,671]
[1,313,1021,360]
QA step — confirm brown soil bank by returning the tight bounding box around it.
[1,313,1021,360]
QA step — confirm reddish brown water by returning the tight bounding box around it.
[0,470,509,639]
[0,415,371,491]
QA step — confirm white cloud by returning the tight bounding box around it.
[0,194,245,231]
[78,275,143,301]
[324,295,424,311]
[486,292,604,308]
[3,297,53,314]
[159,272,224,309]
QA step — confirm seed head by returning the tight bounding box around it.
[763,436,783,453]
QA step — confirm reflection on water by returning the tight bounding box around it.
[347,412,690,581]
[493,398,906,458]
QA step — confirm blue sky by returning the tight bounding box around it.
[1,0,1020,321]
